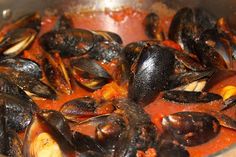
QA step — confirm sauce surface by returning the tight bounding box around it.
[21,8,236,157]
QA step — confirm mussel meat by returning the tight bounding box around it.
[0,28,37,57]
[23,110,76,157]
[43,52,72,95]
[70,57,111,90]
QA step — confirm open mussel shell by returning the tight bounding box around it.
[39,28,96,57]
[0,67,57,99]
[162,111,220,146]
[43,53,72,95]
[0,58,42,79]
[195,28,233,69]
[168,70,214,90]
[23,110,76,157]
[168,7,216,53]
[168,7,195,51]
[0,28,37,57]
[71,112,124,152]
[163,91,222,103]
[70,57,111,90]
[128,45,175,106]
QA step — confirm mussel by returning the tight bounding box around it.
[162,111,220,146]
[0,75,38,112]
[70,99,158,156]
[112,99,158,156]
[168,7,216,52]
[0,58,42,79]
[60,97,98,121]
[43,52,72,95]
[128,41,215,106]
[128,45,175,105]
[194,28,233,69]
[0,28,37,57]
[0,93,34,131]
[163,91,222,103]
[23,110,76,157]
[70,57,112,90]
[0,67,57,99]
[40,29,96,57]
[87,41,122,63]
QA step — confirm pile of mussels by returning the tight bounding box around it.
[0,7,235,157]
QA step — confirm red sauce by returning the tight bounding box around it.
[3,8,236,157]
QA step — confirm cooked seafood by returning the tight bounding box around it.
[0,58,42,79]
[0,67,56,99]
[0,28,37,57]
[43,52,72,95]
[39,29,96,57]
[70,57,112,90]
[162,112,220,146]
[0,5,235,157]
[23,110,76,157]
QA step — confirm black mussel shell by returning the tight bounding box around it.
[0,93,32,131]
[88,41,122,63]
[162,111,220,146]
[163,91,222,103]
[40,29,96,57]
[0,58,42,79]
[0,75,38,112]
[38,110,75,149]
[128,45,175,106]
[43,53,72,95]
[60,97,97,121]
[0,28,37,57]
[0,67,57,99]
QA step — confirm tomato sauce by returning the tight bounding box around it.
[7,7,236,157]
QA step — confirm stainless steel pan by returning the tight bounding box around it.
[0,0,236,156]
